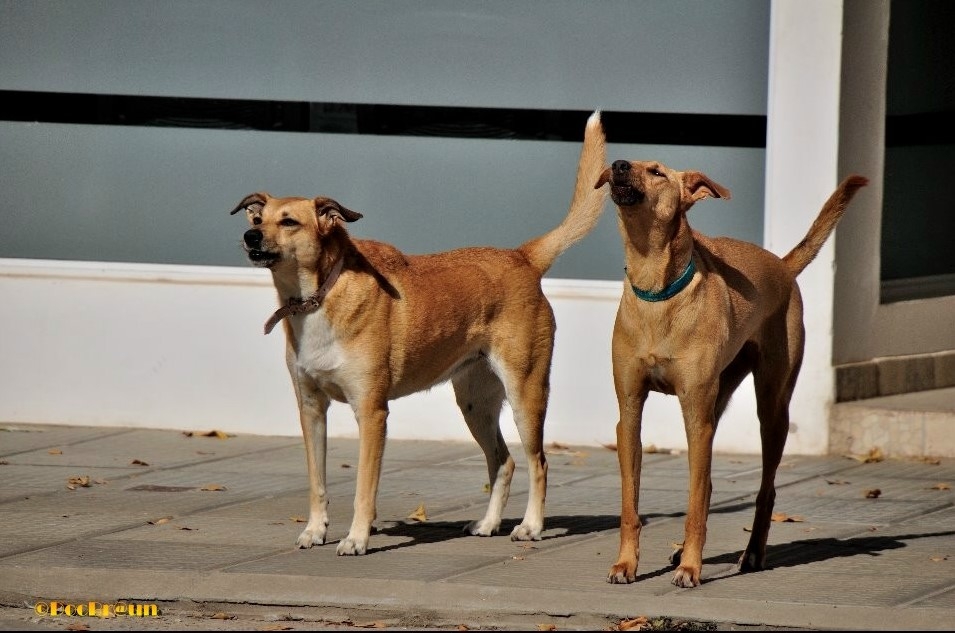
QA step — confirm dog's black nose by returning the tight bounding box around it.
[244,229,263,248]
[612,160,631,174]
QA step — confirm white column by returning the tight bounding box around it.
[765,0,845,453]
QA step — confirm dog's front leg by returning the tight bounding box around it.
[295,383,331,548]
[608,384,648,584]
[337,398,387,556]
[672,385,718,588]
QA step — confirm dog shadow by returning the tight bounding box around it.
[368,510,955,585]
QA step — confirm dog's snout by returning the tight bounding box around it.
[612,160,631,174]
[244,228,263,248]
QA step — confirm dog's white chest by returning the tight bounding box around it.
[292,311,346,375]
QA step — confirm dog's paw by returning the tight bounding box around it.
[465,519,500,537]
[607,561,637,584]
[736,550,764,572]
[671,566,702,588]
[509,523,542,542]
[295,526,327,549]
[335,536,368,556]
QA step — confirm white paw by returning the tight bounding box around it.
[465,519,500,537]
[336,535,368,556]
[295,525,327,549]
[509,523,542,542]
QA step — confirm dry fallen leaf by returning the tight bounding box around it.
[48,448,63,455]
[211,612,234,620]
[929,482,951,491]
[66,475,91,489]
[864,488,882,499]
[537,624,558,632]
[340,463,351,468]
[148,516,174,525]
[201,429,231,439]
[482,483,491,493]
[200,483,227,492]
[289,516,307,523]
[407,503,428,522]
[258,625,294,632]
[847,447,884,463]
[354,621,387,629]
[771,512,805,523]
[929,554,949,562]
[174,525,196,531]
[825,479,851,485]
[545,442,581,456]
[130,459,149,466]
[511,555,526,561]
[66,624,90,631]
[918,456,942,465]
[456,626,470,631]
[619,616,650,631]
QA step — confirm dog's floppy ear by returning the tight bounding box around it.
[315,197,364,223]
[594,167,612,189]
[230,192,268,215]
[681,172,732,205]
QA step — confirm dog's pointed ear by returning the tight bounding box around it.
[682,172,732,205]
[594,167,612,189]
[230,192,268,215]
[315,197,363,223]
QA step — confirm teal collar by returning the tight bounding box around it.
[629,257,696,302]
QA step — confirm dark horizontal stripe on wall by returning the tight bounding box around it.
[0,90,767,148]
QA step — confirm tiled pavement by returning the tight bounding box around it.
[0,423,953,630]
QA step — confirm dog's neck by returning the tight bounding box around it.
[265,242,348,335]
[619,212,695,294]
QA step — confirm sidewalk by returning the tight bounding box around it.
[0,422,953,631]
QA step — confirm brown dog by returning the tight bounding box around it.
[230,113,607,555]
[596,159,866,587]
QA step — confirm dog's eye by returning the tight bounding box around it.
[649,168,665,178]
[279,218,300,227]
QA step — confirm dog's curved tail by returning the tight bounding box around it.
[782,174,869,276]
[520,111,608,275]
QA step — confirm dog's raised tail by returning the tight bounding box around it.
[520,111,608,274]
[782,175,868,276]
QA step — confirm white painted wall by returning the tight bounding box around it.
[762,0,846,454]
[0,259,773,454]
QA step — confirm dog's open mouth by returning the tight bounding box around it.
[610,184,645,207]
[247,249,280,267]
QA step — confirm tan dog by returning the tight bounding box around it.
[596,159,867,587]
[230,113,607,555]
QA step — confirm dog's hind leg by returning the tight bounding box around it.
[452,361,514,537]
[295,383,332,548]
[489,349,550,542]
[739,306,804,572]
